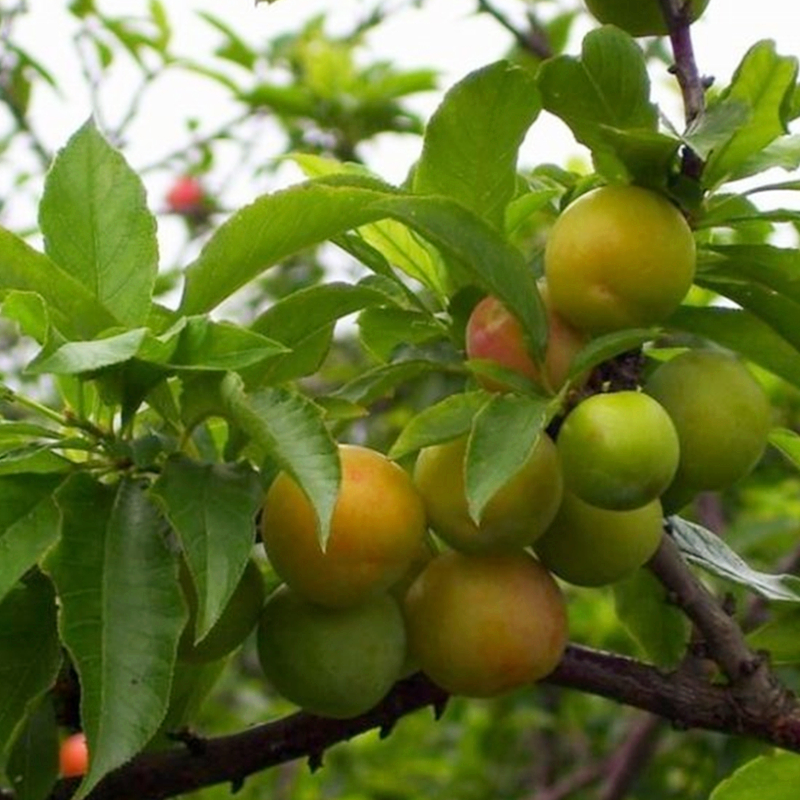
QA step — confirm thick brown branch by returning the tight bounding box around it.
[649,533,796,723]
[45,642,800,800]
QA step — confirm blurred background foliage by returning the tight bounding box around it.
[1,1,800,798]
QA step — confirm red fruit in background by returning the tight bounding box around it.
[59,731,89,778]
[166,176,207,216]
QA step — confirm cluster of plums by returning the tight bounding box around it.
[249,183,771,719]
[167,183,770,725]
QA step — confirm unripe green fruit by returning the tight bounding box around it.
[534,492,664,587]
[404,550,568,698]
[178,559,266,664]
[645,350,772,495]
[584,0,711,37]
[413,433,563,554]
[257,586,406,719]
[544,186,696,334]
[556,391,680,510]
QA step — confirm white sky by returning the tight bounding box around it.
[5,0,800,233]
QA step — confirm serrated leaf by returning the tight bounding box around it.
[6,694,59,800]
[0,227,118,340]
[669,516,800,602]
[150,459,262,642]
[0,572,61,755]
[465,394,550,524]
[44,476,187,798]
[613,568,689,667]
[414,60,541,229]
[702,41,799,189]
[667,305,800,390]
[389,391,491,459]
[0,475,62,605]
[220,376,338,548]
[39,120,158,326]
[710,752,800,800]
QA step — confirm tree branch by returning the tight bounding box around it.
[42,637,800,800]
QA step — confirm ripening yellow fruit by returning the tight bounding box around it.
[404,550,568,698]
[413,434,563,554]
[261,444,427,608]
[544,186,696,334]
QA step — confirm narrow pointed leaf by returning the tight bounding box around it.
[0,572,61,755]
[39,119,158,326]
[151,458,262,641]
[44,476,187,798]
[668,305,800,390]
[389,391,491,459]
[221,376,339,547]
[0,474,62,604]
[465,393,550,524]
[6,694,59,800]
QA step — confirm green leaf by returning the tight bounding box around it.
[0,572,61,755]
[26,328,149,375]
[151,459,262,642]
[613,569,689,667]
[769,428,800,470]
[537,26,679,185]
[465,394,550,525]
[246,281,394,385]
[701,41,799,189]
[155,318,288,371]
[357,307,446,363]
[5,694,59,800]
[0,475,62,605]
[374,194,547,359]
[0,227,118,340]
[2,291,49,344]
[179,178,398,315]
[334,359,456,405]
[669,516,800,602]
[568,328,660,380]
[389,391,491,460]
[667,305,800,390]
[220,376,339,548]
[39,119,158,327]
[44,476,187,798]
[747,607,800,665]
[710,752,800,800]
[414,60,541,229]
